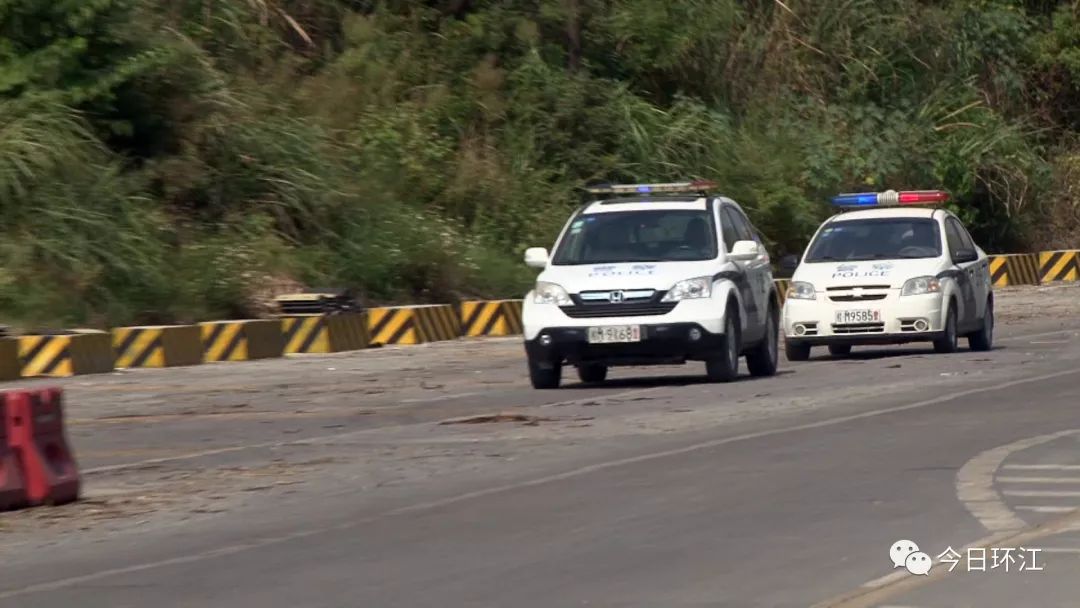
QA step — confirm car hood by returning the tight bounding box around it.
[537,261,718,293]
[792,258,949,289]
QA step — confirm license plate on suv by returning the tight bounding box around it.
[834,309,881,324]
[587,325,642,344]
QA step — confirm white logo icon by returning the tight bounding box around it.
[890,539,920,569]
[905,551,933,575]
[609,290,625,303]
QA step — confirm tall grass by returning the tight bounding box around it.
[0,0,1073,327]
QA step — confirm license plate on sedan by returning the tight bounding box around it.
[587,325,642,344]
[834,309,881,324]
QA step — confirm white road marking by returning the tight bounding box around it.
[1030,340,1070,344]
[4,366,1079,600]
[1004,464,1080,471]
[1037,547,1080,554]
[1002,490,1080,497]
[956,430,1080,533]
[1015,506,1078,513]
[996,476,1080,484]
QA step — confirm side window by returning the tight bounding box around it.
[944,219,965,260]
[719,207,740,253]
[955,219,976,252]
[727,207,755,242]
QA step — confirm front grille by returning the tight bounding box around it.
[827,285,891,291]
[832,322,885,334]
[560,302,678,318]
[828,294,887,302]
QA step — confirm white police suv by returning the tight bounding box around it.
[780,189,994,361]
[521,181,780,389]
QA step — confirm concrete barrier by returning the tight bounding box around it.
[1038,250,1080,284]
[460,300,523,337]
[18,330,115,378]
[282,312,369,354]
[113,325,204,368]
[199,320,284,362]
[368,305,460,346]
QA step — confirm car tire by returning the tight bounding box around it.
[577,364,608,384]
[706,305,740,383]
[968,297,994,352]
[746,306,779,377]
[528,357,562,389]
[785,340,811,362]
[933,302,959,354]
[828,344,852,357]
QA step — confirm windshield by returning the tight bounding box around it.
[551,209,717,265]
[804,218,942,263]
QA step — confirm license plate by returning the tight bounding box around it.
[834,309,881,324]
[587,325,642,344]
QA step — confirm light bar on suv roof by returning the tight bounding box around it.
[831,189,950,207]
[584,180,718,195]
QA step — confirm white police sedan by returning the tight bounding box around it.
[780,190,993,360]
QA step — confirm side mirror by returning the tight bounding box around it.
[779,254,799,274]
[954,248,977,264]
[524,247,549,269]
[728,240,761,262]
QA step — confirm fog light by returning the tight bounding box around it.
[794,324,806,336]
[539,334,553,346]
[688,328,702,341]
[914,319,929,332]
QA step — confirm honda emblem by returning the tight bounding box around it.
[609,290,625,303]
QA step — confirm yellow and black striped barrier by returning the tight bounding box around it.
[773,279,791,308]
[113,325,204,369]
[460,300,523,337]
[18,330,115,378]
[368,305,460,346]
[1005,253,1041,286]
[200,320,284,362]
[989,255,1009,287]
[988,254,1040,287]
[1039,250,1080,284]
[0,338,19,381]
[282,313,369,354]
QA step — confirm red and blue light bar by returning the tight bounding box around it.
[585,180,718,195]
[831,189,949,207]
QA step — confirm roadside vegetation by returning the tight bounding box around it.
[2,0,1080,327]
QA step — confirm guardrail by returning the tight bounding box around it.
[0,249,1074,380]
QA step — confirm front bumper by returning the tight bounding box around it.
[524,323,725,366]
[523,295,730,341]
[782,290,944,344]
[783,331,946,347]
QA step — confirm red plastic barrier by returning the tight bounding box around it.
[0,394,27,510]
[3,388,80,506]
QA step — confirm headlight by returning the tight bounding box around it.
[533,281,572,305]
[901,276,941,296]
[786,281,816,300]
[661,276,712,302]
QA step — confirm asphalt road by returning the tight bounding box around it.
[1,285,1079,607]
